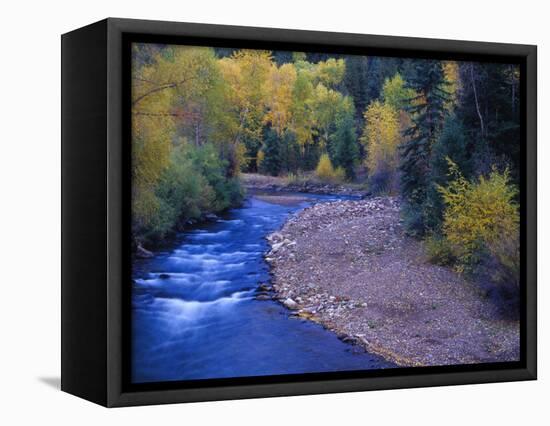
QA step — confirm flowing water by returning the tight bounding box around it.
[132,192,394,383]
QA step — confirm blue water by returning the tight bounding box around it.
[132,192,394,383]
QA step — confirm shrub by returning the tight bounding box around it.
[438,159,519,285]
[136,143,244,242]
[315,153,345,183]
[424,234,454,266]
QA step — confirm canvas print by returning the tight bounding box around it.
[130,43,521,384]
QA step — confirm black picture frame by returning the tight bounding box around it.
[61,17,537,407]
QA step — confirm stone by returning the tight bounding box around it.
[283,298,299,310]
[256,294,271,301]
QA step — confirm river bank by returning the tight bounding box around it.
[241,172,370,197]
[265,197,520,366]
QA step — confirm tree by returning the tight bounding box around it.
[259,126,282,176]
[263,63,297,135]
[290,70,317,148]
[131,45,223,231]
[456,62,520,179]
[343,56,370,121]
[399,60,450,234]
[330,100,359,180]
[218,50,272,172]
[360,100,401,193]
[382,73,416,111]
[311,83,344,150]
[424,116,473,231]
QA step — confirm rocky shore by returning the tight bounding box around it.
[265,197,520,367]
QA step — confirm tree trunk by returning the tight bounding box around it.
[469,63,485,138]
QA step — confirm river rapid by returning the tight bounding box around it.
[132,192,393,383]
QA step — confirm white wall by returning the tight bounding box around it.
[0,0,546,423]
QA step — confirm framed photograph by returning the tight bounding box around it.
[61,18,537,407]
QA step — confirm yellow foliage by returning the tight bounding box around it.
[382,73,416,111]
[312,84,350,150]
[313,58,346,87]
[361,100,401,173]
[263,63,297,135]
[442,61,460,112]
[438,159,519,283]
[218,50,272,143]
[256,150,265,170]
[315,153,345,183]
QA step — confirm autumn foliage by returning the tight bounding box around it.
[315,153,345,183]
[131,43,521,290]
[438,160,520,284]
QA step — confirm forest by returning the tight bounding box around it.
[132,43,520,286]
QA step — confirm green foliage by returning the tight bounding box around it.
[259,127,282,176]
[438,160,519,285]
[400,60,451,235]
[456,62,520,179]
[424,116,473,231]
[382,73,416,111]
[330,100,359,180]
[424,234,455,266]
[315,153,345,183]
[138,144,244,241]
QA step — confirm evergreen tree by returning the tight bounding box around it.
[343,56,369,121]
[400,60,450,235]
[259,126,282,176]
[456,62,520,179]
[424,116,473,231]
[280,131,301,174]
[331,106,359,180]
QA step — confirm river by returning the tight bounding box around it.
[132,192,394,383]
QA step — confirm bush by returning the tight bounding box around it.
[424,234,455,266]
[315,153,345,183]
[438,159,519,285]
[135,143,244,242]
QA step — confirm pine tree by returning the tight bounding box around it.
[400,60,450,235]
[424,116,473,231]
[259,126,282,176]
[331,106,359,180]
[343,56,369,120]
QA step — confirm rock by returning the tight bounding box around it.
[136,244,154,258]
[158,273,170,279]
[258,283,271,291]
[283,298,299,310]
[271,242,284,252]
[205,213,219,221]
[255,294,271,301]
[267,232,284,243]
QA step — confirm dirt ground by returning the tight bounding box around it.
[265,197,520,367]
